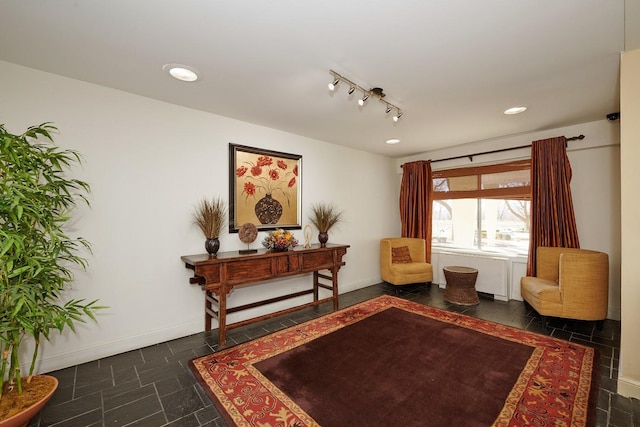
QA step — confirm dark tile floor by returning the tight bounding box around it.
[30,283,639,427]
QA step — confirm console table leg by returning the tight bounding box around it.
[332,268,339,310]
[218,292,228,346]
[204,290,212,331]
[313,271,319,302]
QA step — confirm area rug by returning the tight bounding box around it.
[190,295,598,427]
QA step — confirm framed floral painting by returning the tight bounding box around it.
[229,144,302,233]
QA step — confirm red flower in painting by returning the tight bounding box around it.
[243,182,256,196]
[257,156,273,167]
[251,165,262,176]
[237,154,298,206]
[236,166,248,177]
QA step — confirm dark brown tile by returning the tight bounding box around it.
[103,394,163,426]
[126,412,168,426]
[103,383,156,412]
[160,385,206,422]
[39,392,102,426]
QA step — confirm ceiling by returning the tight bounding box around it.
[0,1,627,158]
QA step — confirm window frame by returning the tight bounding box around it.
[432,159,531,201]
[431,159,532,253]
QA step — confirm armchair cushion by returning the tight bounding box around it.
[520,276,563,314]
[391,246,412,264]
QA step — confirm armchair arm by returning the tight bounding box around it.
[380,239,393,280]
[536,246,563,281]
[558,251,609,320]
[536,246,598,282]
[404,239,426,263]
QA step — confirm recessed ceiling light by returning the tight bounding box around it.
[386,138,400,145]
[163,64,199,82]
[504,106,527,115]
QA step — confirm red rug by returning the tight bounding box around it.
[190,295,598,426]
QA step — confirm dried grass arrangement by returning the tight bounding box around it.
[309,202,343,233]
[193,197,227,238]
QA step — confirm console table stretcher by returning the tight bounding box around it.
[181,243,349,346]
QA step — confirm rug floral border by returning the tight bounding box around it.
[190,295,597,427]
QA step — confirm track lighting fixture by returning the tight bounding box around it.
[358,93,369,106]
[328,70,404,121]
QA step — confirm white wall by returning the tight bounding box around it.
[0,61,400,374]
[619,47,640,399]
[396,119,622,320]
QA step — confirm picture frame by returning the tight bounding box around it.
[229,143,302,233]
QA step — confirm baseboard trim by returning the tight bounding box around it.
[34,320,203,374]
[34,282,380,374]
[617,375,640,399]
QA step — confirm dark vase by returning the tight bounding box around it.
[255,194,283,224]
[205,237,220,256]
[318,232,329,247]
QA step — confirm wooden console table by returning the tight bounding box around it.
[181,243,349,346]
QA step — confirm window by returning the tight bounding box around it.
[432,160,531,255]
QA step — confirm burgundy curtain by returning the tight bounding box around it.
[526,137,580,276]
[399,160,433,262]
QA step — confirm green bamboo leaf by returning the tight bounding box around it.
[0,239,14,258]
[0,122,103,395]
[10,299,25,317]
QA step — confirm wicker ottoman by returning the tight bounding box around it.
[443,266,479,305]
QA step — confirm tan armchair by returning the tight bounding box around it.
[380,238,433,286]
[520,246,608,324]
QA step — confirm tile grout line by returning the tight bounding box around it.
[152,382,168,426]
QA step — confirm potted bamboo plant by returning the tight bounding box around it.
[192,197,227,256]
[308,202,344,247]
[0,123,103,425]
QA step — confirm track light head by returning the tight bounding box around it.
[358,93,370,106]
[328,78,340,91]
[385,104,392,114]
[348,86,356,95]
[392,111,403,122]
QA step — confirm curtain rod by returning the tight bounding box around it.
[430,134,585,164]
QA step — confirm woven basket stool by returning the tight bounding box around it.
[443,266,479,306]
